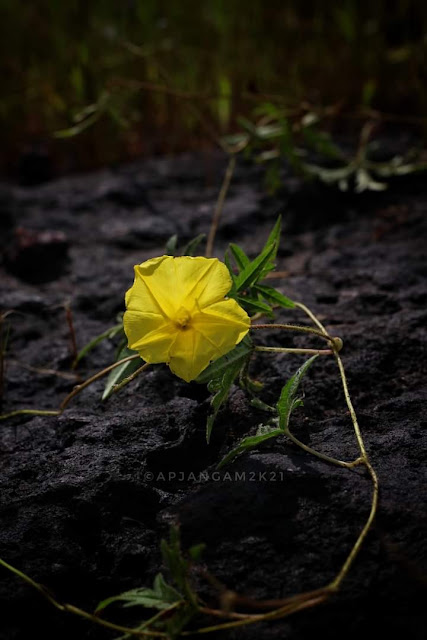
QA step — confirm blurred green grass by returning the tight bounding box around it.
[1,1,426,177]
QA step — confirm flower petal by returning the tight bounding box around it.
[168,300,250,382]
[124,255,250,382]
[126,256,177,319]
[124,311,177,363]
[168,328,214,382]
[174,257,232,309]
[193,298,250,336]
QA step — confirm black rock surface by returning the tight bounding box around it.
[0,153,426,640]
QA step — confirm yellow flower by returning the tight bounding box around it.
[123,255,250,382]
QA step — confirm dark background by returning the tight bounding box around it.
[1,1,427,178]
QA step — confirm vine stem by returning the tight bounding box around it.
[255,346,333,356]
[184,591,329,635]
[328,349,379,589]
[294,301,328,333]
[0,301,380,637]
[205,155,236,258]
[251,322,335,343]
[295,301,379,589]
[110,362,150,395]
[283,426,364,469]
[0,557,166,637]
[0,354,141,421]
[180,301,379,636]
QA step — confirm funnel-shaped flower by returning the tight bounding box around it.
[124,255,250,382]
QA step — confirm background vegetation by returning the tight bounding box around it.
[1,0,426,177]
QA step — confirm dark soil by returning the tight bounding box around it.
[1,152,426,640]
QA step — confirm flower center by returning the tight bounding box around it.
[174,307,192,330]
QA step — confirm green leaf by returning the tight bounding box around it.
[236,115,258,135]
[229,243,250,271]
[221,132,250,147]
[264,215,282,262]
[198,338,254,443]
[165,234,178,256]
[234,241,277,292]
[160,527,188,594]
[217,423,282,468]
[254,284,295,309]
[239,360,264,394]
[182,233,206,257]
[54,112,101,138]
[237,295,274,318]
[301,127,344,160]
[102,346,142,400]
[355,169,387,193]
[304,163,353,185]
[73,323,124,366]
[153,573,183,604]
[188,543,206,562]
[233,217,282,292]
[277,356,318,430]
[250,397,275,412]
[195,337,253,385]
[206,366,240,443]
[224,250,237,288]
[95,574,181,614]
[254,123,284,140]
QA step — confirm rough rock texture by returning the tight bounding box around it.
[0,153,426,640]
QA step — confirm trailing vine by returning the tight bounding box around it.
[0,161,378,639]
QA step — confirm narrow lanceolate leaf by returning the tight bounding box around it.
[277,355,318,430]
[254,284,295,308]
[182,233,206,256]
[188,543,206,562]
[102,346,142,400]
[258,215,282,280]
[233,217,282,292]
[264,215,282,263]
[195,337,253,385]
[165,234,179,256]
[250,397,275,413]
[229,243,250,271]
[224,250,237,288]
[73,323,124,366]
[206,364,242,444]
[237,295,274,318]
[217,424,282,468]
[196,338,253,443]
[160,527,189,594]
[234,241,277,292]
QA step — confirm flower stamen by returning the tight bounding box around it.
[174,307,192,330]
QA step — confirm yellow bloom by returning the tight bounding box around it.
[124,255,250,382]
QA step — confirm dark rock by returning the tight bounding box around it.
[0,151,426,640]
[4,227,69,283]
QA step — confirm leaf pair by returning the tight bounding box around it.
[217,355,318,468]
[226,216,295,317]
[165,233,206,257]
[96,526,204,638]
